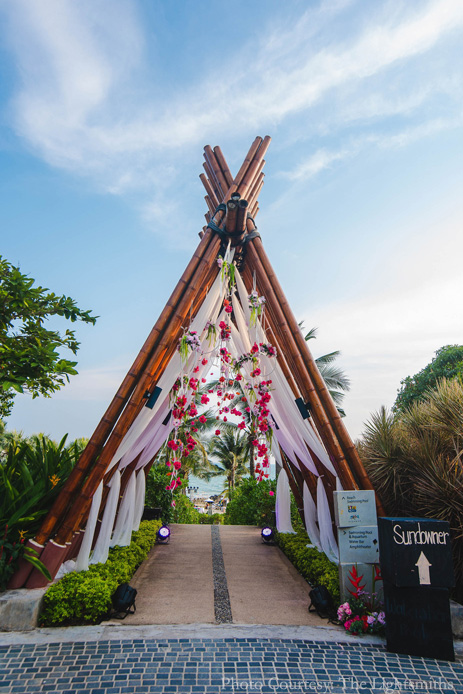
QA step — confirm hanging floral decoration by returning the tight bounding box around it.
[178,330,202,363]
[164,255,278,501]
[248,290,266,326]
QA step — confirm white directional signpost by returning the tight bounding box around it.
[334,490,382,602]
[378,517,455,661]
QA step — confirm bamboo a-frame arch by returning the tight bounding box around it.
[12,136,383,589]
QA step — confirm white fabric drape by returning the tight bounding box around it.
[317,477,339,564]
[111,470,137,547]
[132,470,146,531]
[303,482,322,552]
[90,470,121,565]
[275,469,295,533]
[75,481,103,572]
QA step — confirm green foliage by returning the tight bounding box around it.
[198,513,224,525]
[144,465,179,523]
[394,345,463,413]
[40,520,161,626]
[276,528,340,602]
[303,325,350,417]
[208,430,250,494]
[0,525,51,592]
[360,378,463,602]
[224,477,276,526]
[0,256,97,418]
[0,434,79,537]
[172,494,201,524]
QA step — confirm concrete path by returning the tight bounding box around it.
[122,524,215,625]
[121,524,323,627]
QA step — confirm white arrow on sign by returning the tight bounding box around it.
[415,551,432,585]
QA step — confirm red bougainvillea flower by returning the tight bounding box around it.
[167,440,179,451]
[199,415,207,424]
[238,421,246,430]
[202,358,208,365]
[215,429,221,435]
[173,460,181,470]
[269,491,275,496]
[201,394,210,404]
[251,368,261,378]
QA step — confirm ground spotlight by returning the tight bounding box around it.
[157,525,171,544]
[261,526,274,544]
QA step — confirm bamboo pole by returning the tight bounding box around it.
[244,238,358,493]
[249,234,384,511]
[238,140,271,199]
[213,146,234,188]
[205,195,215,216]
[224,200,238,234]
[244,162,265,205]
[53,231,224,544]
[204,146,227,197]
[199,174,219,209]
[247,174,264,210]
[235,199,248,235]
[35,227,218,546]
[203,161,222,201]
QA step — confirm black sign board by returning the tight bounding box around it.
[378,517,454,588]
[383,582,454,661]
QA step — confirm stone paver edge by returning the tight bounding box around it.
[0,622,462,656]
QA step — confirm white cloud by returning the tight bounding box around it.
[283,114,463,181]
[300,215,463,439]
[1,0,463,182]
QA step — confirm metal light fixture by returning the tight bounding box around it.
[157,525,171,544]
[261,526,274,544]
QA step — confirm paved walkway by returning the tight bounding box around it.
[120,525,323,627]
[1,524,462,693]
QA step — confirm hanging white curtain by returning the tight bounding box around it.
[275,468,295,533]
[132,470,146,531]
[111,470,137,547]
[317,477,339,564]
[90,470,121,565]
[75,481,103,572]
[303,482,322,552]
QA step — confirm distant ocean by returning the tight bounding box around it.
[187,461,276,498]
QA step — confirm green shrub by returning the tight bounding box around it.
[198,513,224,524]
[40,519,162,626]
[224,478,276,526]
[172,494,201,523]
[276,528,340,603]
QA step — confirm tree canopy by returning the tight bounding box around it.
[393,345,463,413]
[0,256,97,419]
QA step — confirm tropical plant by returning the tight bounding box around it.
[303,327,350,416]
[0,255,97,418]
[207,430,249,497]
[224,477,276,526]
[40,520,161,626]
[393,345,463,413]
[359,379,463,601]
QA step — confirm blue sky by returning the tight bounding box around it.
[1,0,462,442]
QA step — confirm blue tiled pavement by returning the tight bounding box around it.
[0,637,462,694]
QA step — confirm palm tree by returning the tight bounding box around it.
[207,430,249,497]
[304,326,350,416]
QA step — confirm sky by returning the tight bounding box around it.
[1,0,462,443]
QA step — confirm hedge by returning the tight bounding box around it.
[276,528,340,603]
[40,520,162,626]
